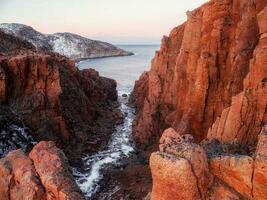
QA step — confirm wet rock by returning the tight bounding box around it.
[0,107,36,158]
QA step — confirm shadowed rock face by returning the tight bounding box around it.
[132,0,267,145]
[0,30,36,53]
[0,141,85,200]
[0,23,133,60]
[0,50,123,159]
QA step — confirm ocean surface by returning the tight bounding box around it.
[75,45,159,199]
[78,45,160,92]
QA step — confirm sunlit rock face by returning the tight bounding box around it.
[134,0,267,199]
[0,141,85,200]
[207,5,267,145]
[150,128,212,200]
[132,0,267,145]
[150,127,267,200]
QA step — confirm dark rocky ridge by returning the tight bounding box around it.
[0,23,133,60]
[0,30,36,53]
[0,49,123,163]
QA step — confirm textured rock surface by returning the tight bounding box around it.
[129,71,149,112]
[0,30,35,53]
[0,149,45,200]
[138,1,267,200]
[207,179,242,200]
[0,50,122,159]
[207,5,267,145]
[29,141,85,200]
[132,0,267,145]
[253,125,267,199]
[150,127,267,200]
[0,23,133,60]
[150,128,211,200]
[209,155,253,198]
[0,141,84,200]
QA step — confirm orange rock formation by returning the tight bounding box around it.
[132,0,267,145]
[0,141,84,200]
[132,0,267,199]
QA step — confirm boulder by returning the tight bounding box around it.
[150,128,211,200]
[0,141,85,200]
[29,141,85,200]
[0,149,45,200]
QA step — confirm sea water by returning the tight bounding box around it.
[74,45,159,198]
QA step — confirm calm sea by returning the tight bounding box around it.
[77,45,160,93]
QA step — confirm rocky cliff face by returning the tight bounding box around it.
[132,0,267,145]
[0,50,122,160]
[0,30,36,53]
[0,141,85,200]
[132,0,267,199]
[0,23,133,60]
[150,127,267,200]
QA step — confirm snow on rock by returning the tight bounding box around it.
[0,23,133,60]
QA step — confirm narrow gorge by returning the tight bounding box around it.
[0,0,266,199]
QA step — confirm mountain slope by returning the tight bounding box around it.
[0,23,133,60]
[0,30,36,53]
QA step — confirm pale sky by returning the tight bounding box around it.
[0,0,207,44]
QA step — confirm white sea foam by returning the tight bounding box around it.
[73,89,135,198]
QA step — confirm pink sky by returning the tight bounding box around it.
[0,0,207,44]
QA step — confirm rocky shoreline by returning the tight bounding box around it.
[0,0,267,199]
[0,29,127,199]
[0,23,133,60]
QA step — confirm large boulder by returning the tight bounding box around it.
[29,141,84,200]
[0,149,45,200]
[0,141,85,200]
[150,128,211,200]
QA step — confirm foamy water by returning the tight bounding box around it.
[72,89,135,198]
[74,45,159,198]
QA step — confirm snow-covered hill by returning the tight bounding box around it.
[0,23,133,60]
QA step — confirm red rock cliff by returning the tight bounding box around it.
[132,0,267,199]
[0,50,122,159]
[132,0,267,145]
